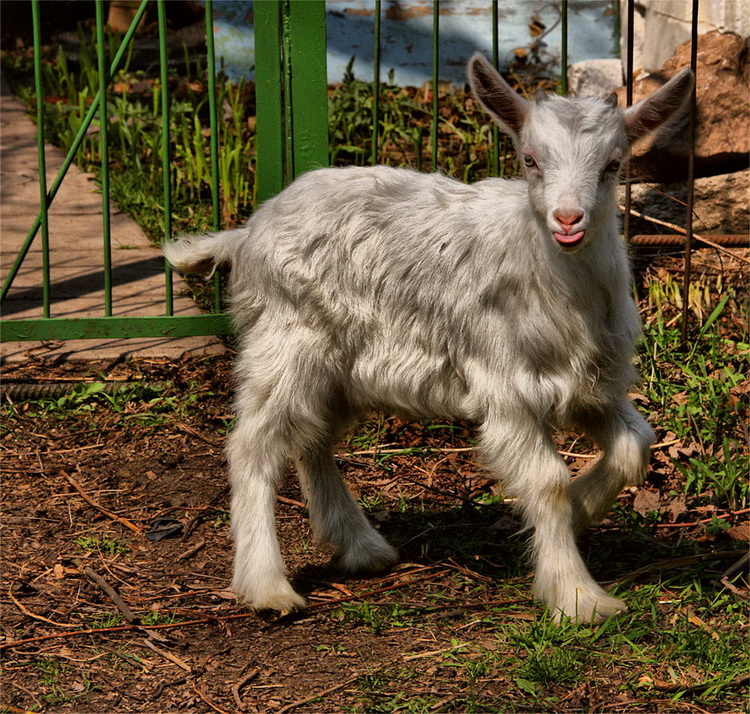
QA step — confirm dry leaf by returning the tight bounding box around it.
[664,497,687,522]
[726,522,750,541]
[633,489,661,516]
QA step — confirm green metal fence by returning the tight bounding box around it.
[0,0,713,345]
[0,0,329,343]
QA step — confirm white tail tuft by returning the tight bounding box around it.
[162,229,245,276]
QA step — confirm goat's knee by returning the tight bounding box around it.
[570,406,655,533]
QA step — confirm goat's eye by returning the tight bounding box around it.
[523,154,537,169]
[604,159,621,174]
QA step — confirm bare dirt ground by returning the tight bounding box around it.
[1,254,748,713]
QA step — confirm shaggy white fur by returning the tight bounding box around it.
[163,55,693,623]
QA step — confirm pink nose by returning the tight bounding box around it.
[553,211,584,229]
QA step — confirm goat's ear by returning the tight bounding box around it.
[468,52,530,141]
[622,67,694,143]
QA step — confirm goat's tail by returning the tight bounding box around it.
[162,228,245,276]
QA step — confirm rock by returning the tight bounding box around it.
[615,31,750,182]
[568,59,623,98]
[618,168,749,236]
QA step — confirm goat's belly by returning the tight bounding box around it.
[348,348,478,420]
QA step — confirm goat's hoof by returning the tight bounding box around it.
[232,579,307,613]
[550,587,626,624]
[338,535,399,574]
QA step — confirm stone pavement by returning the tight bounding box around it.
[0,73,225,363]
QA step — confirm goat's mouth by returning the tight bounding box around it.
[553,230,586,249]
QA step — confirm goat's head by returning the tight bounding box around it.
[468,53,694,252]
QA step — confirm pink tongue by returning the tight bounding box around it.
[554,230,585,246]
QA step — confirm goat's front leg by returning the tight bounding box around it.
[480,413,626,623]
[570,398,655,535]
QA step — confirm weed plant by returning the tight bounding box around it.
[640,276,748,516]
[1,26,255,240]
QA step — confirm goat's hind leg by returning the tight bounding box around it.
[297,439,398,574]
[227,402,307,612]
[569,399,655,535]
[227,337,336,613]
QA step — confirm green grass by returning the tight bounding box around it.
[638,281,748,516]
[3,377,214,429]
[75,533,128,557]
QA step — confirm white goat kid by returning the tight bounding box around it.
[163,55,693,623]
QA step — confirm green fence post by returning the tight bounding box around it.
[560,0,568,95]
[372,0,382,166]
[491,0,501,178]
[431,1,440,171]
[286,0,329,178]
[254,1,285,204]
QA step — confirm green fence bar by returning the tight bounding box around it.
[0,315,233,343]
[254,0,285,203]
[491,0,500,177]
[372,0,381,166]
[286,0,329,178]
[680,0,700,345]
[560,0,568,94]
[204,0,223,312]
[157,0,174,316]
[31,0,50,318]
[95,0,113,316]
[1,0,150,304]
[432,1,440,171]
[623,0,634,242]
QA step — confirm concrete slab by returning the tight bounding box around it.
[0,73,225,363]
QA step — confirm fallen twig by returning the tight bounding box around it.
[72,558,138,624]
[231,667,260,710]
[656,508,750,528]
[8,581,79,628]
[654,673,750,694]
[276,673,361,714]
[142,637,192,672]
[176,422,224,450]
[720,576,749,600]
[192,680,231,714]
[342,445,474,457]
[277,495,306,509]
[608,550,746,589]
[292,567,452,617]
[175,539,207,563]
[61,471,143,535]
[181,485,230,541]
[153,676,187,699]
